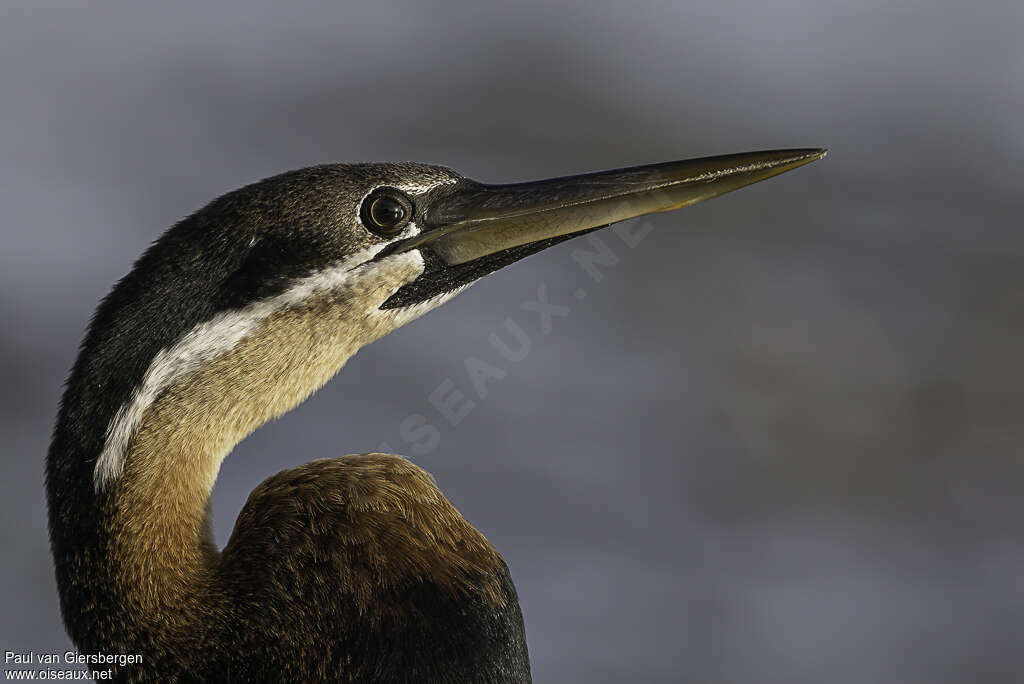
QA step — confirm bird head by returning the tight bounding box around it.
[216,149,828,317]
[85,150,825,492]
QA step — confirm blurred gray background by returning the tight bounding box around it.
[2,1,1022,682]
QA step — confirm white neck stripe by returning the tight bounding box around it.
[92,245,387,492]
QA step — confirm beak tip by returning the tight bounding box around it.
[788,147,828,162]
[774,147,828,172]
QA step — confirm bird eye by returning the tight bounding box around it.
[360,189,412,237]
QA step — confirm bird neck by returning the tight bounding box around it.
[47,249,427,651]
[107,284,414,618]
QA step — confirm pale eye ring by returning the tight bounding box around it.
[360,189,413,237]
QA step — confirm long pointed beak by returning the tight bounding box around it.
[395,148,826,266]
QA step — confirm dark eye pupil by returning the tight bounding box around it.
[370,197,405,227]
[361,189,412,236]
